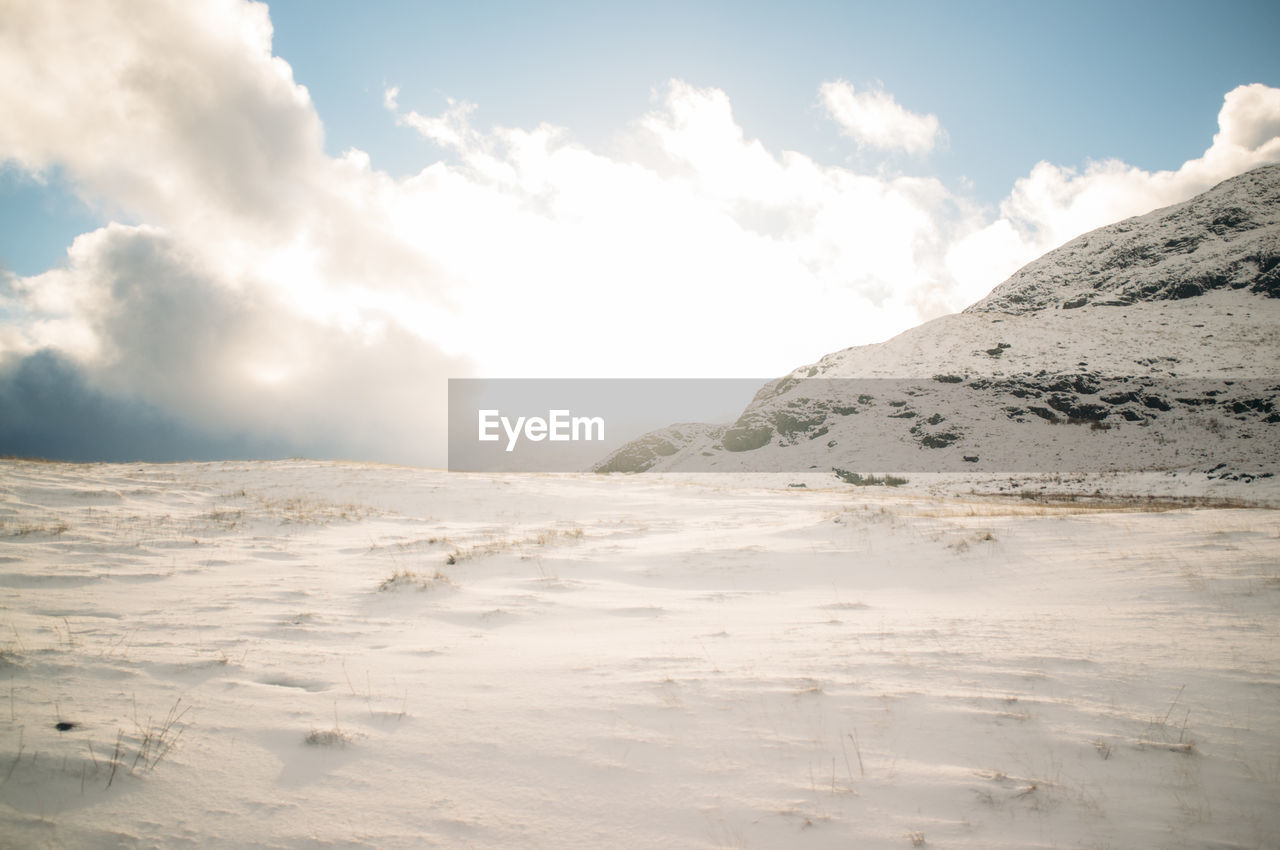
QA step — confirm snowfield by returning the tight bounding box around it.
[1,459,1278,848]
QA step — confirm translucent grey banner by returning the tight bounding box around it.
[448,377,1279,474]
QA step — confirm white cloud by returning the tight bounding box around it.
[382,78,962,376]
[0,0,322,242]
[820,80,943,155]
[1211,83,1280,156]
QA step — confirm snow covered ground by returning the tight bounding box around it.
[1,459,1278,848]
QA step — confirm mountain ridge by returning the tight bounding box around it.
[595,164,1280,480]
[967,163,1280,313]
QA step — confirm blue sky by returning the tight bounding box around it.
[266,0,1276,192]
[0,0,1277,463]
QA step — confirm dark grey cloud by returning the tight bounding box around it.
[3,224,468,466]
[0,349,290,462]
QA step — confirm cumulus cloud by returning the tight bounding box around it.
[946,83,1280,304]
[820,80,943,155]
[0,0,465,463]
[4,223,467,464]
[0,0,322,241]
[0,0,1277,464]
[1212,83,1280,155]
[386,78,965,374]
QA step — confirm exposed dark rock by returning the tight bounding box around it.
[723,424,773,452]
[594,423,721,473]
[1045,374,1101,394]
[1046,395,1109,421]
[1230,398,1274,414]
[774,411,827,437]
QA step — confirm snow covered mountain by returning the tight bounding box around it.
[969,164,1279,312]
[596,164,1280,480]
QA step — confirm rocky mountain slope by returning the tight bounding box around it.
[969,165,1279,313]
[595,164,1280,481]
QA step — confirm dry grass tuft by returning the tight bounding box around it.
[304,727,353,747]
[1,519,70,537]
[444,525,586,565]
[252,494,378,525]
[379,568,455,592]
[130,697,191,772]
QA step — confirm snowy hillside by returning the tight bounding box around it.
[968,164,1280,313]
[598,166,1280,486]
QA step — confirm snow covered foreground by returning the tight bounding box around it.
[1,460,1278,849]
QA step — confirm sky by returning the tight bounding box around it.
[0,0,1278,465]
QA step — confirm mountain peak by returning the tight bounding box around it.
[965,163,1280,314]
